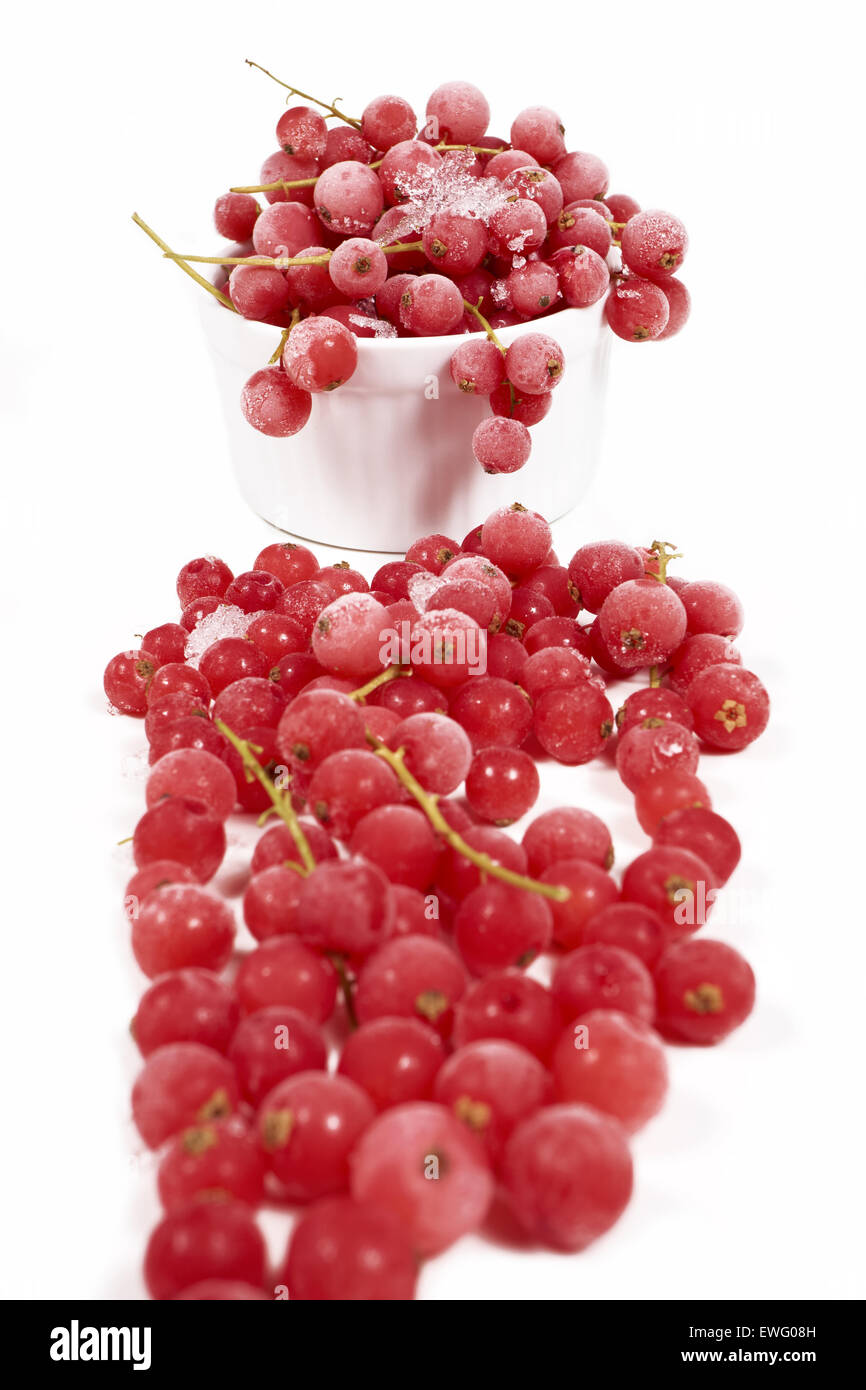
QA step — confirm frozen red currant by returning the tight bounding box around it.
[582,902,666,968]
[132,883,236,977]
[355,936,467,1038]
[235,936,337,1025]
[283,1196,418,1301]
[552,1009,668,1133]
[229,1005,327,1105]
[338,1016,445,1110]
[552,943,655,1024]
[104,650,158,715]
[653,806,741,885]
[455,882,553,975]
[132,1042,239,1149]
[654,938,756,1044]
[621,845,718,938]
[533,682,614,764]
[132,969,239,1057]
[523,806,613,874]
[258,1071,375,1202]
[144,1200,266,1301]
[686,665,770,751]
[157,1115,266,1210]
[501,1103,631,1251]
[668,633,742,696]
[350,1101,493,1256]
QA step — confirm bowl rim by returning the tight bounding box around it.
[201,294,593,353]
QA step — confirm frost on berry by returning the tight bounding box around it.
[382,149,510,244]
[184,606,265,668]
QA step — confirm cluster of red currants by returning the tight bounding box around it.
[138,67,689,475]
[104,504,767,1299]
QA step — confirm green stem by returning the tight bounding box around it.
[165,240,424,269]
[366,731,570,904]
[215,720,316,874]
[647,540,683,584]
[649,665,662,688]
[132,214,235,311]
[245,60,362,128]
[349,666,411,702]
[462,298,507,355]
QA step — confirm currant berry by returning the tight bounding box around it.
[132,883,236,978]
[654,938,756,1044]
[240,367,313,437]
[668,632,742,696]
[158,1116,266,1210]
[349,1102,493,1256]
[314,160,385,236]
[282,316,358,393]
[132,1042,239,1149]
[214,192,260,241]
[338,1016,445,1110]
[145,748,237,821]
[235,936,337,1024]
[552,1009,668,1133]
[455,882,552,975]
[472,416,532,474]
[283,1196,418,1301]
[533,683,614,765]
[552,943,655,1024]
[597,578,687,670]
[652,806,741,885]
[433,1039,551,1165]
[426,81,490,144]
[686,665,770,751]
[605,276,670,341]
[258,1071,375,1202]
[144,1200,266,1301]
[449,676,532,751]
[501,1103,632,1251]
[582,903,666,968]
[621,845,718,938]
[523,806,613,875]
[553,151,610,203]
[355,936,467,1038]
[132,969,239,1057]
[229,1005,326,1106]
[621,209,688,278]
[133,797,226,883]
[464,746,539,824]
[616,686,694,733]
[104,649,158,715]
[349,804,441,890]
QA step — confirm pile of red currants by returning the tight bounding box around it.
[136,65,689,475]
[105,503,768,1299]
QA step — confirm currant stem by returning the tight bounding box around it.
[245,60,362,128]
[165,241,424,269]
[132,214,236,311]
[365,731,570,904]
[349,665,412,702]
[435,142,506,155]
[215,719,316,875]
[269,309,300,365]
[231,159,384,195]
[462,298,507,355]
[647,539,683,584]
[649,665,662,688]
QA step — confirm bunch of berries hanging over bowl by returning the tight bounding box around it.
[134,62,690,476]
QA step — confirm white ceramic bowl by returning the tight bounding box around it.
[200,297,610,552]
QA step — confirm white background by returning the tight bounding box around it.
[1,1,863,1300]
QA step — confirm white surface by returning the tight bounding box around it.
[203,298,610,551]
[1,0,863,1301]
